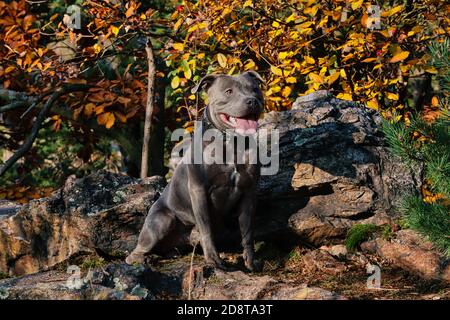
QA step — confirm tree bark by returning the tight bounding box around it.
[140,38,156,179]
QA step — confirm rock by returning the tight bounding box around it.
[299,249,347,276]
[0,200,20,218]
[187,268,346,300]
[256,90,417,245]
[0,260,345,300]
[319,244,348,259]
[361,230,450,283]
[0,263,146,300]
[0,170,166,276]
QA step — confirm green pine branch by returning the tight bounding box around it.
[400,195,450,257]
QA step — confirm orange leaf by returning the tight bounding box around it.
[125,5,135,18]
[390,51,410,63]
[97,113,108,126]
[106,112,115,129]
[431,96,439,107]
[327,72,339,85]
[309,73,323,84]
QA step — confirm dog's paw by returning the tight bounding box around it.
[205,257,228,271]
[125,252,145,265]
[245,259,263,273]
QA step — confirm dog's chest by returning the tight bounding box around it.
[207,163,258,213]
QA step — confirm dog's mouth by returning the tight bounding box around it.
[219,113,259,135]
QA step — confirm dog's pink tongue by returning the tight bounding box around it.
[235,117,258,135]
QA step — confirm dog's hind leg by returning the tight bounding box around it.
[125,203,176,265]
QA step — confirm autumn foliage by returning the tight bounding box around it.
[0,0,449,200]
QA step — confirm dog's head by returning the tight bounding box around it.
[192,71,264,135]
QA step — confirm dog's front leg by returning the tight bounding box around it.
[237,190,258,272]
[188,173,226,270]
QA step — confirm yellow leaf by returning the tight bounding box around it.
[431,96,439,107]
[390,51,410,63]
[171,76,180,89]
[174,18,183,31]
[286,76,297,84]
[272,21,280,28]
[244,59,256,70]
[373,64,382,71]
[337,93,352,101]
[140,13,147,20]
[425,67,438,74]
[172,43,184,51]
[285,13,296,23]
[93,43,102,54]
[327,72,340,85]
[340,69,347,79]
[386,92,399,100]
[111,26,120,37]
[106,112,115,129]
[281,86,292,98]
[217,53,227,68]
[184,68,192,79]
[351,0,363,10]
[304,56,315,64]
[386,5,403,17]
[243,0,253,8]
[84,103,96,117]
[189,94,196,100]
[361,57,377,63]
[367,98,379,110]
[309,72,323,84]
[270,85,281,93]
[278,52,289,60]
[271,66,283,76]
[5,66,15,74]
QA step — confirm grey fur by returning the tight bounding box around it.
[126,72,264,271]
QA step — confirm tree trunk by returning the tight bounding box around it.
[140,39,156,179]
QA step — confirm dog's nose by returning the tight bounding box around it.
[246,97,257,107]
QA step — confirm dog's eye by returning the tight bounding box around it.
[225,89,233,96]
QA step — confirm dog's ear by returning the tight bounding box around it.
[191,74,220,94]
[242,71,265,86]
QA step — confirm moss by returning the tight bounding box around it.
[345,224,378,252]
[287,248,302,263]
[80,256,105,270]
[381,224,393,240]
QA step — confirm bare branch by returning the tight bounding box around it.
[140,39,156,179]
[0,84,90,176]
[0,101,30,113]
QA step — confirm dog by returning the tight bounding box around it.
[125,71,264,271]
